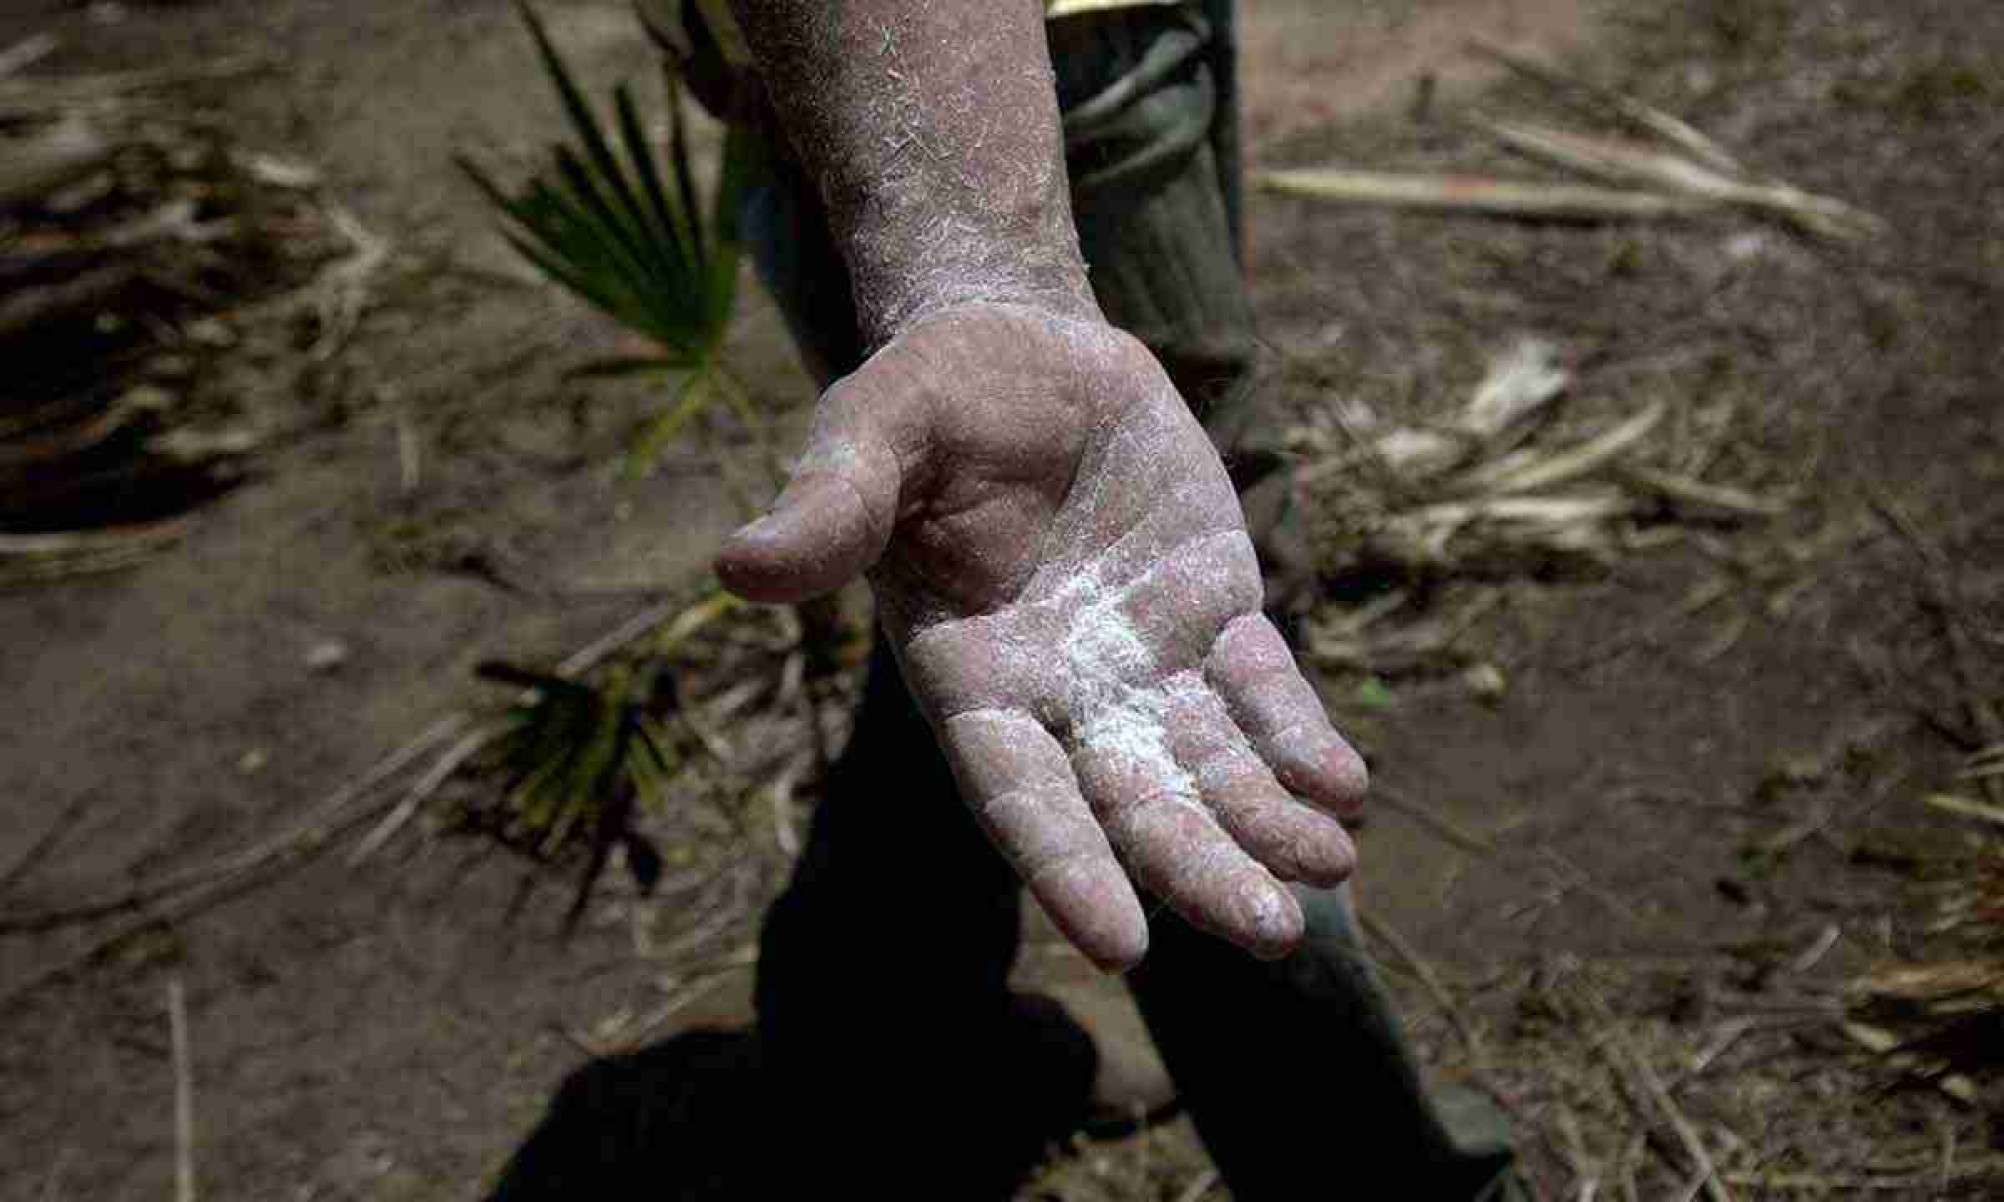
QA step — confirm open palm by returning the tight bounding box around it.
[719,304,1365,971]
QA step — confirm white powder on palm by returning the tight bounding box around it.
[1054,574,1199,804]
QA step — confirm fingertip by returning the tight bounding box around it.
[1256,803,1358,888]
[1238,877,1305,960]
[1322,737,1370,817]
[1036,859,1150,973]
[1076,890,1151,975]
[712,473,885,603]
[1291,815,1357,888]
[1090,925,1150,975]
[1276,725,1370,819]
[714,518,800,604]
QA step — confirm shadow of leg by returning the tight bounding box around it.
[489,999,1096,1202]
[488,1029,765,1201]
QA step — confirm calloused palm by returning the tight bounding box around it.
[719,303,1366,971]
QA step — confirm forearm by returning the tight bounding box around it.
[727,0,1098,347]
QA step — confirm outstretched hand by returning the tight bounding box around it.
[717,304,1366,971]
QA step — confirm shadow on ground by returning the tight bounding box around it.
[487,1029,763,1201]
[488,1018,1094,1200]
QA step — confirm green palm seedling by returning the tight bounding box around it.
[458,1,763,474]
[467,590,748,931]
[476,658,676,929]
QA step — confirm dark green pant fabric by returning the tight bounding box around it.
[692,5,1519,1198]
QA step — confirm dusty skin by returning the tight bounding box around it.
[719,304,1365,969]
[718,0,1365,969]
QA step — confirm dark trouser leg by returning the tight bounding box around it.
[752,645,1092,1195]
[753,646,1020,1055]
[1129,885,1512,1199]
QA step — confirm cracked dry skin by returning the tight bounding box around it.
[721,304,1367,971]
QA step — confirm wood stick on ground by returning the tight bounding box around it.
[565,594,724,676]
[0,261,137,341]
[1577,983,1734,1202]
[1870,491,2004,804]
[1359,909,1488,1066]
[168,976,196,1202]
[0,775,460,1010]
[1257,168,1716,222]
[0,795,89,898]
[1618,467,1783,520]
[1841,1021,1980,1106]
[1464,37,1745,176]
[1925,792,2004,829]
[1553,1103,1600,1200]
[308,206,390,361]
[1724,1164,2004,1192]
[0,521,192,580]
[1682,1016,1759,1081]
[671,672,736,764]
[0,114,112,211]
[1454,401,1665,497]
[0,55,271,114]
[613,946,759,1053]
[1787,923,1841,974]
[394,409,421,495]
[0,33,58,81]
[0,713,471,934]
[1612,1129,1646,1202]
[0,520,192,553]
[348,723,506,866]
[768,759,805,858]
[1540,847,1647,930]
[1369,785,1499,857]
[1474,117,1883,241]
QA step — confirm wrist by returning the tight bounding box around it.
[843,189,1101,350]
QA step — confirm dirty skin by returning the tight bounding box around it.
[718,1,1367,970]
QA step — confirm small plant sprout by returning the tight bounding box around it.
[457,1,765,477]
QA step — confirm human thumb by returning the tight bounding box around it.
[714,374,914,604]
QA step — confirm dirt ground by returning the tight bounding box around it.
[3,0,2002,1199]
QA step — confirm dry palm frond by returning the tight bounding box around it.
[1962,745,2004,783]
[0,59,351,568]
[1451,400,1664,496]
[1313,338,1778,585]
[0,113,112,210]
[1843,833,2004,1108]
[1464,36,1746,176]
[0,520,193,587]
[1475,116,1885,242]
[1264,51,1881,243]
